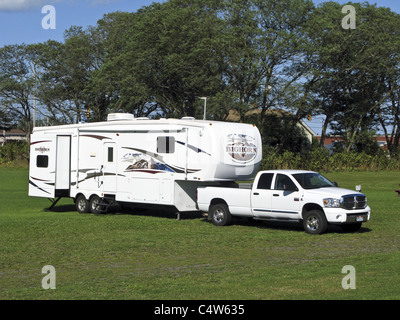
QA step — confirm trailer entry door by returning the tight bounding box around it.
[55,135,71,196]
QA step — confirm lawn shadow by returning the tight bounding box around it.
[45,201,203,220]
[118,204,203,220]
[45,204,76,212]
[44,202,372,234]
[210,216,372,235]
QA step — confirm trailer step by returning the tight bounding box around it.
[94,199,111,214]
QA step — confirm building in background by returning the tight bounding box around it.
[0,127,28,146]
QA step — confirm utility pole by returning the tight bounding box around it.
[32,65,37,129]
[199,97,207,120]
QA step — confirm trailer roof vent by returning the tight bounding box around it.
[181,116,195,121]
[107,113,135,121]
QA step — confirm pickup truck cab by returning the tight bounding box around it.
[197,170,371,234]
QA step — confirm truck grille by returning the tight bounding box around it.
[341,195,367,210]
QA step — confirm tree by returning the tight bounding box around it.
[306,2,400,152]
[221,0,316,151]
[0,44,37,134]
[92,0,226,118]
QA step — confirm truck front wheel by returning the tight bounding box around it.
[303,210,328,235]
[210,203,232,226]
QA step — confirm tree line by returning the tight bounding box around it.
[1,0,400,155]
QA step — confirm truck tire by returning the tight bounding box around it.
[210,203,232,226]
[303,210,328,235]
[76,194,90,214]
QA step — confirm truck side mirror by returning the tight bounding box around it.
[333,182,338,187]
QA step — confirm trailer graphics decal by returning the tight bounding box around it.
[35,146,50,154]
[80,134,112,141]
[70,170,126,186]
[31,140,51,153]
[122,147,200,174]
[125,156,175,174]
[176,141,211,156]
[30,140,51,146]
[226,134,257,163]
[29,179,51,195]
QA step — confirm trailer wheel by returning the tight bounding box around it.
[89,195,102,214]
[210,203,232,226]
[303,210,328,235]
[76,195,90,214]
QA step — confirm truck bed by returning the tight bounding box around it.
[197,185,253,217]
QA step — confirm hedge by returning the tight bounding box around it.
[260,147,400,172]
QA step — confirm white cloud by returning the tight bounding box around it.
[0,0,61,11]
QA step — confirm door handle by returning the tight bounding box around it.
[253,192,259,196]
[273,194,279,197]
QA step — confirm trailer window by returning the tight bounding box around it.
[257,173,273,190]
[37,155,49,168]
[157,136,175,153]
[107,147,114,162]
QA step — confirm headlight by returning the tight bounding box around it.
[323,198,341,208]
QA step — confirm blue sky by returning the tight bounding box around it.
[0,0,399,48]
[0,0,160,47]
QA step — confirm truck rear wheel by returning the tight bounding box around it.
[210,203,232,226]
[303,210,328,235]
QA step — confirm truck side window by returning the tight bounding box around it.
[257,173,273,190]
[275,174,298,191]
[157,136,175,154]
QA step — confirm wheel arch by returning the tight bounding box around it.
[208,198,228,211]
[301,203,325,220]
[74,192,86,202]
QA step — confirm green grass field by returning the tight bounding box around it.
[1,167,400,300]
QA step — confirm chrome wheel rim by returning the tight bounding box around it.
[91,198,100,211]
[78,199,86,211]
[306,216,319,231]
[214,209,224,223]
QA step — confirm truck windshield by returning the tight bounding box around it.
[292,173,335,190]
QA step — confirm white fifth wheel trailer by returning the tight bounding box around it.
[29,113,262,216]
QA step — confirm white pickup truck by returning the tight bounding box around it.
[197,170,371,234]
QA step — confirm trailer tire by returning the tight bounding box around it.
[303,210,328,235]
[89,195,102,214]
[76,194,90,214]
[210,203,232,226]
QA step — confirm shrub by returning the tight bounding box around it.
[0,141,29,164]
[259,147,400,172]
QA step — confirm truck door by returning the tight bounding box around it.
[102,142,117,194]
[251,172,274,217]
[270,174,301,218]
